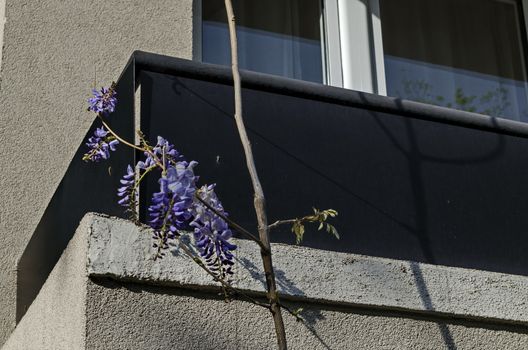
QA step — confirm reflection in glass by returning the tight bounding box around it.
[202,0,324,84]
[380,0,528,122]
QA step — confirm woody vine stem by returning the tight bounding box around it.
[223,0,287,348]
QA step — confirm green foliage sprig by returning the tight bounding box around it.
[269,208,339,244]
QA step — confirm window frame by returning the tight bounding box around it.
[323,0,386,95]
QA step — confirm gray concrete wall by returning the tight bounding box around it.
[2,215,91,350]
[85,279,528,350]
[5,214,528,349]
[0,0,196,345]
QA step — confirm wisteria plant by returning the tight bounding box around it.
[83,83,338,298]
[83,1,337,349]
[84,86,239,280]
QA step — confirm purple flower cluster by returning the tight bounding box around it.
[83,86,237,277]
[84,86,119,161]
[137,136,184,170]
[148,159,198,257]
[82,127,119,162]
[88,86,117,116]
[141,138,236,273]
[191,185,237,277]
[117,165,138,221]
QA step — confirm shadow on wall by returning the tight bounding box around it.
[358,94,506,350]
[15,64,136,323]
[236,256,332,349]
[409,261,457,350]
[90,262,528,350]
[174,236,331,348]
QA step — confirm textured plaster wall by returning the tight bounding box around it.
[4,214,528,349]
[85,279,528,350]
[0,0,196,345]
[2,216,91,350]
[0,0,6,70]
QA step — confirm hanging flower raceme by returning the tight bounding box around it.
[137,136,185,170]
[88,85,117,116]
[83,85,119,162]
[82,127,119,162]
[117,165,138,222]
[191,184,237,279]
[148,160,198,258]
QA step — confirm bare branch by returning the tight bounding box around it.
[194,193,270,253]
[223,1,288,348]
[268,219,297,230]
[278,302,304,323]
[97,115,145,152]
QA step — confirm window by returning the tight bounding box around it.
[379,0,528,122]
[200,0,528,122]
[202,0,325,83]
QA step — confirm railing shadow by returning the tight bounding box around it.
[410,261,457,349]
[173,236,333,348]
[237,256,333,350]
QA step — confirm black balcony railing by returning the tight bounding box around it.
[18,51,528,321]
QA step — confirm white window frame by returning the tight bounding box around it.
[322,0,386,95]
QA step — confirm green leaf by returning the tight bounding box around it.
[292,220,305,244]
[326,223,340,240]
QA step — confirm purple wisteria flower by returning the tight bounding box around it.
[137,136,184,170]
[83,80,239,280]
[88,86,117,116]
[82,127,119,162]
[191,184,237,277]
[117,165,138,221]
[148,160,198,257]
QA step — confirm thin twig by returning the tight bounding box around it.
[97,115,145,152]
[268,219,297,231]
[223,1,288,349]
[135,130,165,170]
[278,302,304,323]
[194,193,270,253]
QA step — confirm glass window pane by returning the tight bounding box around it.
[202,0,324,83]
[380,0,528,122]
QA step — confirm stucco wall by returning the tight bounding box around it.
[4,213,528,349]
[1,215,91,350]
[0,0,196,345]
[85,279,528,350]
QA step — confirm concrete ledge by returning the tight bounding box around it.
[6,213,528,349]
[87,213,528,326]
